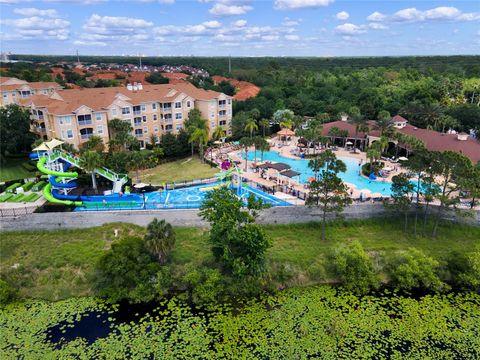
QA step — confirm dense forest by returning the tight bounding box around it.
[3,55,480,135]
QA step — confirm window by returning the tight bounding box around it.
[80,128,93,139]
[12,92,16,97]
[153,114,157,121]
[175,113,182,120]
[37,110,44,120]
[152,103,157,110]
[134,117,142,126]
[95,113,102,121]
[220,120,227,126]
[165,124,173,131]
[210,112,215,118]
[144,127,148,134]
[142,116,147,122]
[164,114,172,121]
[162,102,172,110]
[111,108,117,116]
[20,90,31,98]
[139,140,145,149]
[2,92,7,99]
[211,121,215,128]
[58,116,72,125]
[133,105,141,115]
[175,102,181,109]
[141,105,146,112]
[186,101,191,108]
[97,125,104,134]
[176,124,182,131]
[122,107,130,115]
[154,126,159,132]
[67,129,73,139]
[227,99,231,104]
[219,100,226,107]
[134,129,143,138]
[219,110,226,117]
[78,114,92,126]
[43,90,48,95]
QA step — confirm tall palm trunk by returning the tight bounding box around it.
[91,171,97,191]
[413,175,421,236]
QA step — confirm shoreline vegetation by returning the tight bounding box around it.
[1,218,478,302]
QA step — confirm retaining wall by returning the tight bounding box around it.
[1,204,478,231]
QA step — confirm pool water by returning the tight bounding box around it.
[245,150,393,196]
[75,182,290,211]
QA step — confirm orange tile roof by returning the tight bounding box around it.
[1,81,61,91]
[161,72,189,80]
[211,75,260,101]
[22,83,228,115]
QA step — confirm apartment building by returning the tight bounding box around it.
[0,76,62,106]
[16,81,232,149]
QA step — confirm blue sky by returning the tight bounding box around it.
[1,0,479,56]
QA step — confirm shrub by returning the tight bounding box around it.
[0,279,17,305]
[93,237,162,303]
[389,248,447,293]
[447,250,480,291]
[331,240,380,295]
[182,266,225,305]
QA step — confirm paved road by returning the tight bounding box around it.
[0,205,478,231]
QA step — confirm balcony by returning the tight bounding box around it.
[134,121,142,127]
[80,133,93,140]
[133,110,142,116]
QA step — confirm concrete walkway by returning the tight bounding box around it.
[1,204,478,231]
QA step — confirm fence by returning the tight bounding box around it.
[0,206,38,217]
[164,177,219,190]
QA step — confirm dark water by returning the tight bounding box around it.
[47,301,159,347]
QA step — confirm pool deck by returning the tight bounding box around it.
[223,136,408,200]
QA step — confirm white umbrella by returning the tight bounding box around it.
[134,183,148,189]
[346,141,353,145]
[398,157,408,161]
[383,166,393,171]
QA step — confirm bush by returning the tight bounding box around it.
[447,250,480,291]
[389,248,447,293]
[0,279,16,305]
[93,237,162,303]
[182,266,225,305]
[331,240,379,295]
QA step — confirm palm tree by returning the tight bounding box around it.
[127,151,148,183]
[308,157,323,181]
[328,127,341,147]
[190,127,209,163]
[79,150,102,191]
[366,144,381,174]
[212,126,226,142]
[239,137,253,171]
[144,218,175,264]
[348,108,369,153]
[259,118,270,137]
[279,118,293,130]
[244,118,258,138]
[185,109,207,156]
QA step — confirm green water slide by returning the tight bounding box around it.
[42,184,82,206]
[37,157,78,178]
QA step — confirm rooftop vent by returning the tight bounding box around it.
[127,83,133,91]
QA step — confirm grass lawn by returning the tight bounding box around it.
[1,218,479,301]
[131,156,218,184]
[0,158,34,182]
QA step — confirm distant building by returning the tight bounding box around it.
[322,115,480,164]
[0,77,62,106]
[5,77,232,149]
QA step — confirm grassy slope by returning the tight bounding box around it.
[0,159,34,182]
[1,219,479,301]
[131,156,218,184]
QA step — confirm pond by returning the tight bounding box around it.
[1,287,479,359]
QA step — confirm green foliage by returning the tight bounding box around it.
[389,248,447,292]
[447,250,480,291]
[0,279,16,305]
[200,186,271,278]
[307,149,351,240]
[144,219,175,264]
[80,135,105,153]
[182,266,224,305]
[331,240,379,295]
[0,104,36,159]
[145,72,169,84]
[93,237,161,303]
[2,287,479,358]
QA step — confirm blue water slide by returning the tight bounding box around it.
[49,176,78,189]
[52,189,142,203]
[29,152,47,160]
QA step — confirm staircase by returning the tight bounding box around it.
[49,151,129,192]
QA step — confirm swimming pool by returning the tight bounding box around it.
[245,150,394,196]
[75,182,290,211]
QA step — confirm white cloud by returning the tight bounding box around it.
[209,3,252,16]
[282,17,300,26]
[392,7,480,23]
[233,19,247,27]
[368,23,387,30]
[261,35,279,41]
[13,8,58,17]
[202,20,221,28]
[334,23,366,35]
[74,40,107,46]
[83,14,153,35]
[1,16,70,40]
[336,11,349,20]
[274,0,334,10]
[285,34,300,41]
[367,11,386,22]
